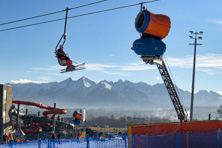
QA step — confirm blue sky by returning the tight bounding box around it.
[1,0,222,93]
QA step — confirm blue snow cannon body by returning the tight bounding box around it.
[132,38,166,56]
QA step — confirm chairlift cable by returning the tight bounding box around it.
[0,0,160,32]
[0,0,108,26]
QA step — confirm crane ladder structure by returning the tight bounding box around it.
[156,60,187,122]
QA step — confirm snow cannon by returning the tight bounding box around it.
[131,9,171,65]
[135,10,171,39]
[72,110,83,125]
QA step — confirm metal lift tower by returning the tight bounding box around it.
[156,60,187,122]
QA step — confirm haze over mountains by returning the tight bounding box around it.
[9,77,222,110]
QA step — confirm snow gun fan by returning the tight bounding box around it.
[131,9,171,65]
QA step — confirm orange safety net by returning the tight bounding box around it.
[130,121,222,135]
[181,121,222,133]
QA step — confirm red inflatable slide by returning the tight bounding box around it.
[12,99,67,134]
[12,99,67,118]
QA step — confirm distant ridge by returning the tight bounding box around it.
[9,77,222,109]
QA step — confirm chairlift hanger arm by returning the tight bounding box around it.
[64,7,69,38]
[55,8,69,51]
[140,3,146,11]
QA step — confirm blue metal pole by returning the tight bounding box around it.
[48,139,50,148]
[38,140,41,148]
[125,135,127,148]
[38,134,40,148]
[86,136,89,148]
[133,134,135,148]
[217,129,220,148]
[176,133,178,148]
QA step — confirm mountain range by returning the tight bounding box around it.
[8,77,222,110]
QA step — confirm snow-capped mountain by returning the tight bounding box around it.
[8,77,222,109]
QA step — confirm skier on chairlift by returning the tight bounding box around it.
[55,8,85,73]
[57,45,73,71]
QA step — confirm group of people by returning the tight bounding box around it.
[2,133,21,143]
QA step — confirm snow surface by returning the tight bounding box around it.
[217,91,222,95]
[82,77,91,88]
[1,138,127,148]
[101,81,112,90]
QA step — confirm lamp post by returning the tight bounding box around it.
[189,31,203,121]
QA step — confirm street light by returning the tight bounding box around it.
[189,31,203,121]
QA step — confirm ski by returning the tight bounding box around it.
[60,63,86,73]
